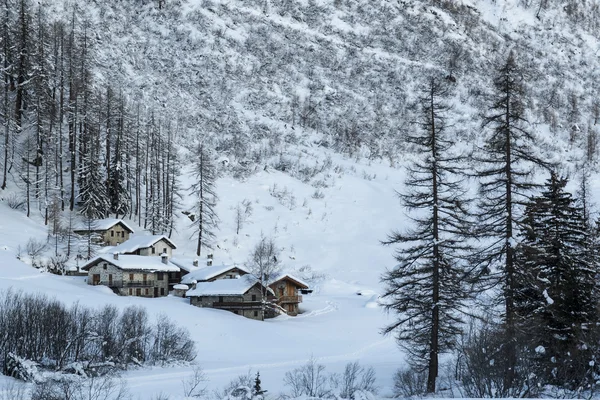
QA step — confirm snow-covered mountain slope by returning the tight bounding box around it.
[0,148,406,397]
[49,0,600,164]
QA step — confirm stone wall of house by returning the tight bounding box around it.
[88,262,124,285]
[138,239,174,257]
[101,224,131,246]
[87,261,170,297]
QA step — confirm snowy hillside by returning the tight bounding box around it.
[0,147,406,398]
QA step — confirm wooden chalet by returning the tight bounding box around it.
[269,274,309,316]
[186,279,269,320]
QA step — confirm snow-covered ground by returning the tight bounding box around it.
[0,149,407,398]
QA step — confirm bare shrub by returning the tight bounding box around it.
[26,238,47,267]
[392,367,427,397]
[182,365,208,398]
[456,322,541,398]
[283,356,329,398]
[331,361,377,399]
[150,315,196,364]
[312,189,325,199]
[5,192,26,210]
[32,374,130,400]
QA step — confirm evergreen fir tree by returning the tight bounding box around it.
[381,77,472,393]
[517,173,598,388]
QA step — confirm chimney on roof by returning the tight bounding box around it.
[207,253,213,259]
[207,259,213,267]
[161,253,168,265]
[113,252,119,260]
[193,259,198,267]
[192,280,197,290]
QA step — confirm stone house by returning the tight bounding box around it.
[178,262,250,285]
[81,253,180,298]
[186,279,268,320]
[73,219,134,247]
[111,235,177,258]
[269,274,309,316]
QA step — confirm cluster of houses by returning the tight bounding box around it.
[77,219,310,321]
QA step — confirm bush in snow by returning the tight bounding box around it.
[392,367,426,398]
[0,291,196,380]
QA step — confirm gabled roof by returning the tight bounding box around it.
[75,218,135,233]
[112,235,177,254]
[81,254,180,272]
[169,257,202,273]
[180,264,250,284]
[270,274,309,289]
[186,279,260,297]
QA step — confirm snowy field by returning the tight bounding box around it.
[0,149,407,398]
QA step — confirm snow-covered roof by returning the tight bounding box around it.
[271,274,309,289]
[75,218,135,233]
[82,254,180,272]
[174,284,189,290]
[112,235,177,254]
[170,257,202,273]
[186,279,258,297]
[181,263,250,284]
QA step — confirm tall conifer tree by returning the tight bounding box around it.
[381,77,472,393]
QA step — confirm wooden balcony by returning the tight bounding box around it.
[278,295,302,304]
[212,301,263,310]
[110,280,155,288]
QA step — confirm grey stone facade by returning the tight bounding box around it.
[87,261,170,298]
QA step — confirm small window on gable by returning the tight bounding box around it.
[110,230,114,237]
[122,231,125,238]
[103,264,107,270]
[163,248,167,254]
[252,294,257,301]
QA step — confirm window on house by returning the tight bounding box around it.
[103,264,107,270]
[218,296,223,303]
[110,230,114,237]
[157,272,163,280]
[122,231,125,238]
[151,247,156,254]
[129,273,134,281]
[252,294,257,301]
[129,288,133,295]
[145,288,149,295]
[136,288,141,296]
[254,311,258,317]
[163,248,167,254]
[160,287,165,296]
